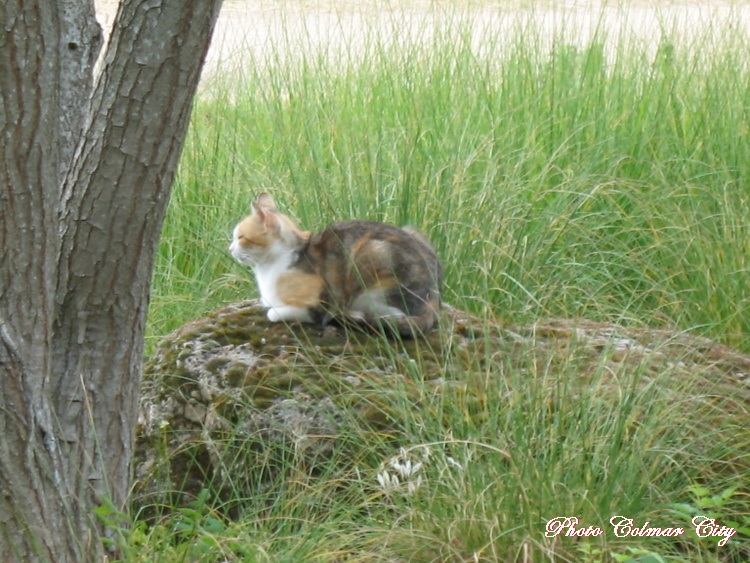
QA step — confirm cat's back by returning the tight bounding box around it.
[315,220,404,240]
[308,220,438,265]
[303,220,442,296]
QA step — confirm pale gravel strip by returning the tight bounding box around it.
[93,1,750,85]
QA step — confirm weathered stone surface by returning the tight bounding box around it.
[134,299,441,513]
[134,299,750,514]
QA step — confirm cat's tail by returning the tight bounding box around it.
[388,289,442,338]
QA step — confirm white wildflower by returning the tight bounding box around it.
[407,475,423,494]
[376,470,400,492]
[445,456,463,470]
[389,458,403,473]
[376,446,427,494]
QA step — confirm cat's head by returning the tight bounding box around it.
[229,193,310,266]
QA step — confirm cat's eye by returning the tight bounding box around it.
[238,236,259,247]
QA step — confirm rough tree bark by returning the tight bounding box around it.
[0,0,223,560]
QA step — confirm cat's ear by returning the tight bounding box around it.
[251,193,277,223]
[260,210,280,231]
[254,192,276,210]
[251,195,280,231]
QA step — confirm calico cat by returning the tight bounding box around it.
[229,193,442,337]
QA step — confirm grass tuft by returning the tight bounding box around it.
[140,3,750,561]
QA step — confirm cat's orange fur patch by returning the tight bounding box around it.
[233,216,271,249]
[276,213,311,241]
[349,238,398,287]
[277,272,324,307]
[234,209,310,249]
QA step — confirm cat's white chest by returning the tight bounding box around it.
[252,252,315,324]
[253,258,290,308]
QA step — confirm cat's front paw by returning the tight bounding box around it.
[267,306,314,323]
[267,308,282,322]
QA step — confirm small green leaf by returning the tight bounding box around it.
[689,485,711,498]
[669,503,696,516]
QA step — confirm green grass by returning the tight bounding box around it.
[150,6,750,352]
[139,4,750,561]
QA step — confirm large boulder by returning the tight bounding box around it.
[134,299,455,514]
[134,299,750,514]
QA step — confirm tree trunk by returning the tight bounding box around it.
[0,1,223,560]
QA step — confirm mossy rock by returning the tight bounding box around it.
[134,300,459,514]
[134,300,750,515]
